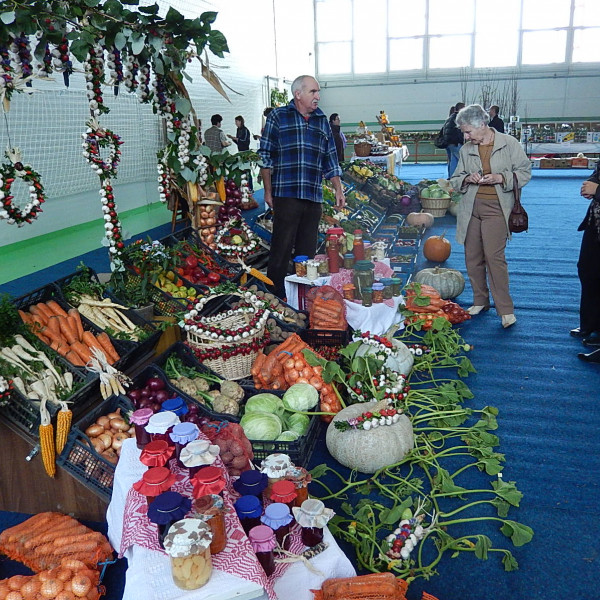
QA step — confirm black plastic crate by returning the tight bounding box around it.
[249,412,321,468]
[12,284,135,374]
[57,395,134,503]
[299,328,352,349]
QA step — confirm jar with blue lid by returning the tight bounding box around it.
[169,422,200,467]
[293,255,309,278]
[148,491,192,548]
[261,502,294,550]
[233,469,268,502]
[234,494,263,535]
[161,397,189,417]
[372,282,385,303]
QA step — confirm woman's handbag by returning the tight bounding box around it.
[509,173,528,233]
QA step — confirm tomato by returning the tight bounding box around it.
[185,255,198,269]
[207,272,221,283]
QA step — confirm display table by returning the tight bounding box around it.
[350,146,409,172]
[523,142,600,156]
[106,439,355,600]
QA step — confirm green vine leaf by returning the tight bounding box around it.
[309,463,329,479]
[492,480,523,507]
[491,498,511,518]
[500,520,534,546]
[1,11,16,24]
[457,356,476,377]
[502,552,519,571]
[474,535,492,560]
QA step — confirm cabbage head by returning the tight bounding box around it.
[245,393,285,417]
[285,412,310,436]
[282,383,319,412]
[240,412,282,440]
[276,430,299,442]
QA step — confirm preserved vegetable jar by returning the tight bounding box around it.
[130,408,153,449]
[133,466,178,505]
[285,466,311,506]
[306,260,319,281]
[261,503,294,550]
[234,494,263,535]
[380,278,394,300]
[163,519,213,590]
[249,525,277,576]
[372,283,384,304]
[353,229,365,261]
[327,235,340,274]
[233,469,268,503]
[391,277,402,297]
[194,494,227,554]
[139,439,174,468]
[180,439,220,478]
[293,255,309,278]
[145,410,180,443]
[317,259,329,277]
[353,260,375,301]
[343,253,354,270]
[361,287,373,307]
[191,465,226,499]
[342,283,356,301]
[292,499,334,548]
[148,491,192,549]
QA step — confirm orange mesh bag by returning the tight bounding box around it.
[306,286,347,331]
[201,421,254,477]
[0,512,113,573]
[312,573,408,600]
[0,557,101,600]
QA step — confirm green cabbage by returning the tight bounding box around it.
[240,412,283,440]
[245,393,285,417]
[276,430,299,441]
[282,383,319,412]
[285,412,310,436]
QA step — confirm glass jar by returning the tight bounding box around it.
[361,287,373,307]
[285,466,311,507]
[342,283,355,301]
[180,439,220,478]
[317,259,329,277]
[380,278,394,300]
[353,229,365,261]
[133,466,178,505]
[169,422,199,468]
[139,439,174,468]
[306,260,319,281]
[161,397,189,418]
[261,503,294,551]
[234,495,264,535]
[163,519,213,590]
[260,453,293,498]
[343,253,354,270]
[269,479,298,510]
[391,277,402,297]
[233,469,268,504]
[294,255,308,278]
[130,408,153,450]
[326,235,340,274]
[364,242,372,261]
[148,491,192,549]
[191,465,226,499]
[353,260,375,301]
[194,494,227,554]
[145,410,180,444]
[372,283,384,304]
[292,499,334,549]
[248,525,277,577]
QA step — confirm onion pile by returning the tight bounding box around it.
[83,407,135,462]
[217,179,243,224]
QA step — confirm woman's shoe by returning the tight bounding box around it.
[467,305,490,316]
[501,314,517,328]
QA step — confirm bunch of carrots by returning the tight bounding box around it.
[251,333,342,421]
[403,283,451,330]
[18,300,120,367]
[310,296,347,330]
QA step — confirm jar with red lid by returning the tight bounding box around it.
[260,453,293,499]
[269,479,297,510]
[130,408,153,449]
[169,422,200,468]
[145,410,180,443]
[261,503,294,550]
[234,495,263,535]
[248,525,277,577]
[191,465,226,499]
[353,229,365,261]
[139,439,174,468]
[133,466,178,505]
[194,494,227,554]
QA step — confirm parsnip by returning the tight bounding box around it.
[12,377,26,395]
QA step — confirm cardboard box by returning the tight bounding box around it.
[570,157,589,168]
[556,158,571,168]
[531,158,541,169]
[539,158,555,169]
[588,158,599,170]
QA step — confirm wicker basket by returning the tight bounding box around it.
[184,291,269,380]
[419,196,452,217]
[354,142,372,157]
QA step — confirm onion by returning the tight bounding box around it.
[151,403,161,412]
[400,195,411,206]
[146,377,166,391]
[107,409,122,419]
[155,390,169,404]
[90,438,105,454]
[112,433,128,452]
[110,417,129,432]
[139,388,150,398]
[96,415,111,430]
[85,424,104,438]
[98,432,113,450]
[101,449,118,465]
[128,389,142,402]
[187,404,199,415]
[138,398,153,409]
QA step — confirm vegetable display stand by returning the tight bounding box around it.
[250,209,274,243]
[57,395,134,502]
[184,291,270,380]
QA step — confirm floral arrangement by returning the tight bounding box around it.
[0,148,46,226]
[214,218,260,258]
[0,375,12,407]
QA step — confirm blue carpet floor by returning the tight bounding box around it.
[1,164,599,599]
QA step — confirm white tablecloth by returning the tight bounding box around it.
[524,142,600,155]
[106,439,356,600]
[350,146,409,172]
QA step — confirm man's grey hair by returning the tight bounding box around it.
[456,104,490,129]
[291,75,315,95]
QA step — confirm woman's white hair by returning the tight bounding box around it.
[456,104,490,129]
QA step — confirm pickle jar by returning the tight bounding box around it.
[380,278,394,300]
[353,260,375,301]
[145,410,180,443]
[169,422,200,468]
[316,259,329,277]
[148,491,192,549]
[306,260,319,281]
[285,466,311,507]
[261,502,294,551]
[194,494,227,554]
[234,494,263,535]
[130,408,153,449]
[293,255,309,278]
[292,499,334,548]
[391,277,403,297]
[163,519,213,590]
[233,469,268,504]
[343,253,355,270]
[342,283,356,301]
[248,525,277,577]
[361,287,373,307]
[372,282,385,304]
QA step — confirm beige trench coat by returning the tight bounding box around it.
[449,131,532,244]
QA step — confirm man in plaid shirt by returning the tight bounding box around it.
[259,74,345,299]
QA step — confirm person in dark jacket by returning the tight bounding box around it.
[575,162,600,362]
[329,113,345,163]
[443,102,465,177]
[227,115,253,189]
[488,106,505,133]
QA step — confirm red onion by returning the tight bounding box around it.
[146,377,166,391]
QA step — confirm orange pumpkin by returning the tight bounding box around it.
[423,233,451,262]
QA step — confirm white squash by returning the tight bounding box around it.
[405,211,435,229]
[413,266,465,299]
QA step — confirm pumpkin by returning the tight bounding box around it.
[414,266,465,299]
[326,400,414,474]
[423,233,451,262]
[355,338,414,376]
[405,211,435,229]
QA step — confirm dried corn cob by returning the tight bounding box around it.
[39,399,56,477]
[55,401,72,454]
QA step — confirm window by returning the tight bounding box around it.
[315,0,600,77]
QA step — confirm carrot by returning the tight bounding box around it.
[35,302,55,321]
[95,332,120,363]
[46,315,61,334]
[82,331,103,355]
[1,513,54,544]
[29,307,48,326]
[68,309,85,342]
[70,342,92,365]
[251,352,266,380]
[46,300,69,318]
[52,531,105,549]
[18,309,33,325]
[64,350,85,366]
[58,315,79,345]
[40,325,67,348]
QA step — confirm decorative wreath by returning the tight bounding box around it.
[81,118,123,179]
[0,148,46,226]
[214,218,260,258]
[0,375,13,407]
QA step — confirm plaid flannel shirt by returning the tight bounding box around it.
[258,101,342,203]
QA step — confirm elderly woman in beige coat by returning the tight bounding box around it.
[449,104,531,328]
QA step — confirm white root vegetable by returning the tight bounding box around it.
[12,377,26,395]
[1,347,35,375]
[30,380,48,400]
[63,371,73,392]
[42,373,58,402]
[14,335,64,386]
[13,335,37,354]
[9,344,38,363]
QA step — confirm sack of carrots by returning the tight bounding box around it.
[403,283,451,330]
[18,299,121,367]
[306,286,347,331]
[250,333,342,421]
[0,511,113,573]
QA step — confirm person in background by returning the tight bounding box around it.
[259,74,344,299]
[204,114,231,153]
[253,107,274,141]
[329,113,346,163]
[488,106,505,133]
[574,162,600,363]
[449,104,531,329]
[443,101,465,177]
[445,105,456,166]
[228,115,253,190]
